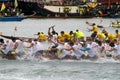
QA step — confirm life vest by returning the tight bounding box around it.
[93,25,98,33]
[97,33,106,41]
[39,33,47,41]
[61,32,70,41]
[116,32,120,40]
[70,34,75,42]
[108,33,115,41]
[58,34,64,42]
[76,31,85,39]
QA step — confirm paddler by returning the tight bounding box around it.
[69,31,75,42]
[104,33,115,42]
[97,32,106,41]
[115,30,120,40]
[88,23,98,33]
[59,31,70,42]
[88,23,98,40]
[37,32,47,42]
[75,29,85,41]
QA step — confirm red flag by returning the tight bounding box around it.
[14,26,17,31]
[0,32,2,35]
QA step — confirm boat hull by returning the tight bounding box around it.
[2,55,16,60]
[0,17,25,22]
[18,2,97,18]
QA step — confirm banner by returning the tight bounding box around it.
[14,0,18,8]
[1,2,6,11]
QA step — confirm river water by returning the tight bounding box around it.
[0,18,120,80]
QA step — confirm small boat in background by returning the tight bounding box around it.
[0,0,26,22]
[112,22,120,28]
[0,16,26,22]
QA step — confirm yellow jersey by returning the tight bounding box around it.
[93,25,98,33]
[108,33,115,41]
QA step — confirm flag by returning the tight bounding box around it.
[0,32,2,35]
[14,26,17,31]
[14,0,18,8]
[1,2,6,11]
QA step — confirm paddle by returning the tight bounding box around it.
[86,20,104,28]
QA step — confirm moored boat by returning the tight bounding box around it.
[0,0,26,21]
[112,22,120,28]
[18,0,120,18]
[0,16,26,22]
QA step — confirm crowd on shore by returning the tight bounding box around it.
[0,23,120,60]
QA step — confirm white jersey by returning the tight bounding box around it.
[5,40,15,52]
[63,42,71,49]
[52,34,58,43]
[23,41,32,54]
[72,44,84,59]
[91,42,98,55]
[57,44,70,59]
[86,44,95,57]
[32,41,43,53]
[112,44,120,57]
[1,40,14,54]
[15,40,24,53]
[97,44,104,57]
[0,43,8,54]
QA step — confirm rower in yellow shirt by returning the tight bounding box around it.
[115,30,120,40]
[75,29,85,41]
[97,33,106,41]
[57,33,64,42]
[105,33,115,42]
[38,32,47,41]
[92,23,98,33]
[60,31,70,42]
[69,31,75,42]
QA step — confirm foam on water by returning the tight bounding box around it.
[0,58,120,80]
